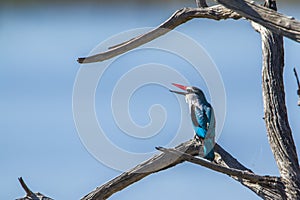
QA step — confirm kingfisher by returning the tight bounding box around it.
[170,83,215,161]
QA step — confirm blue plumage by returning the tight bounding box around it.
[192,103,215,161]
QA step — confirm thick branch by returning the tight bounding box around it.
[77,5,240,63]
[215,0,300,42]
[81,139,201,200]
[254,0,300,199]
[82,141,282,200]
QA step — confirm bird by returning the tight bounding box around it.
[170,83,215,161]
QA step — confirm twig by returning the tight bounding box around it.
[16,177,53,200]
[294,68,300,88]
[18,177,34,197]
[293,68,300,106]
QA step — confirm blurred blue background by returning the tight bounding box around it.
[1,1,300,199]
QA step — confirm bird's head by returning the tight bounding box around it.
[169,83,207,105]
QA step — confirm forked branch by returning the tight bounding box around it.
[81,141,283,200]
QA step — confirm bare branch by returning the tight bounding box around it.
[254,0,300,198]
[158,146,285,200]
[18,177,34,197]
[77,5,241,63]
[156,146,279,185]
[81,139,201,200]
[215,0,300,42]
[77,0,300,64]
[81,141,283,200]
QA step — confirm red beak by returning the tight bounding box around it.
[169,83,188,96]
[172,83,187,91]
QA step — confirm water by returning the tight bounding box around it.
[1,3,300,199]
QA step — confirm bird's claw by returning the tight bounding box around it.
[194,135,203,144]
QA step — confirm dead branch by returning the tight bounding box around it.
[253,0,300,199]
[81,141,283,200]
[81,139,200,200]
[77,5,241,63]
[78,0,300,64]
[156,146,279,184]
[158,146,286,200]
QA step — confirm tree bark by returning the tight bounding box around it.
[255,0,300,199]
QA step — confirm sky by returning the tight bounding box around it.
[1,1,300,200]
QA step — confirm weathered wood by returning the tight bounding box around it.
[157,146,279,185]
[81,141,283,200]
[160,146,286,200]
[254,0,300,199]
[216,0,300,42]
[77,5,241,63]
[81,139,201,200]
[215,144,285,199]
[78,0,300,64]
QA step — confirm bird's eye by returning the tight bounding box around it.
[187,89,192,93]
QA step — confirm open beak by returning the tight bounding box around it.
[169,83,188,95]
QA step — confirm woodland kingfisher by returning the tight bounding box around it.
[170,83,215,161]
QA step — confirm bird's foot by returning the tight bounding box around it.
[213,152,222,164]
[193,135,204,145]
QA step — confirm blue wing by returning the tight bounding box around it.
[191,104,212,138]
